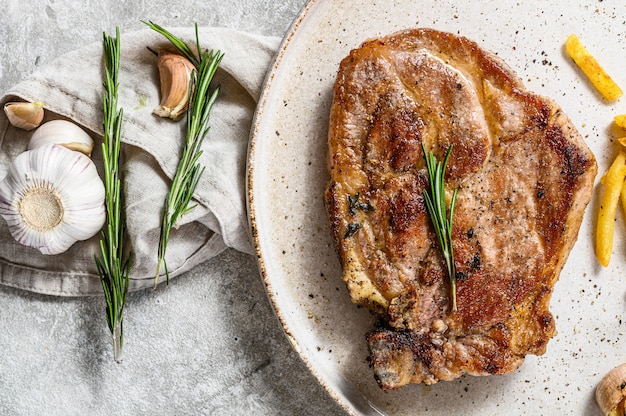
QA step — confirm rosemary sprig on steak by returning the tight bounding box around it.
[422,143,458,311]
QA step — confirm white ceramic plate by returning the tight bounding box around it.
[248,0,626,414]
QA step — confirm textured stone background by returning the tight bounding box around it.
[0,1,347,415]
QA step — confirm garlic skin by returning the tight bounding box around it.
[4,101,45,130]
[0,144,105,255]
[154,50,195,121]
[597,362,626,415]
[28,119,94,157]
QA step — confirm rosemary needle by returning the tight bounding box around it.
[95,27,131,362]
[422,143,458,312]
[143,21,224,286]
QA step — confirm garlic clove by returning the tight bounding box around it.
[28,119,94,157]
[4,101,45,130]
[596,362,626,415]
[153,50,195,121]
[0,144,105,255]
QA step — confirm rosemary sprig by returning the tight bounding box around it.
[422,143,458,312]
[143,21,224,286]
[95,27,131,362]
[142,20,201,68]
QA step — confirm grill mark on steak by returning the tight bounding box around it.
[325,28,597,389]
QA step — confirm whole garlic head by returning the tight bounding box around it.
[28,119,94,157]
[0,144,105,255]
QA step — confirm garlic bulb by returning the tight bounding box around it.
[28,119,94,157]
[0,144,105,255]
[4,101,45,130]
[597,363,626,415]
[154,50,195,121]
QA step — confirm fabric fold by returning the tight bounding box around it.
[0,27,280,296]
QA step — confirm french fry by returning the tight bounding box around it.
[565,34,623,101]
[597,151,626,266]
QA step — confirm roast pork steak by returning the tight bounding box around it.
[325,28,597,389]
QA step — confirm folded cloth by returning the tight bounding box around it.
[0,27,280,296]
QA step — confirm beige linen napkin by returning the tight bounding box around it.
[0,27,280,296]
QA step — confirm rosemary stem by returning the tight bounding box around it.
[113,323,123,363]
[97,27,131,361]
[144,21,224,287]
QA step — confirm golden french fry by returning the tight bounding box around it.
[621,178,626,257]
[615,114,626,129]
[565,34,623,101]
[597,151,626,266]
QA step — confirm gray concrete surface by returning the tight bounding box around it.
[0,1,347,415]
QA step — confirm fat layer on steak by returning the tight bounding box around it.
[325,28,597,389]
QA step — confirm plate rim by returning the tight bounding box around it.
[246,0,361,415]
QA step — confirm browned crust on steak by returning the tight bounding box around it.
[325,28,597,389]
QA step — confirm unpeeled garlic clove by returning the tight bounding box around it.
[4,101,45,130]
[0,144,105,255]
[28,119,94,157]
[153,50,195,121]
[596,362,626,415]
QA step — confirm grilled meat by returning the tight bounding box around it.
[325,28,597,389]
